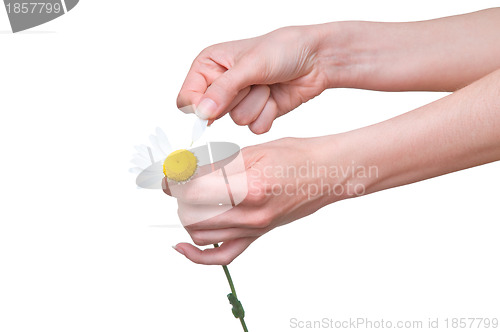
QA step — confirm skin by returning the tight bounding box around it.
[170,8,500,265]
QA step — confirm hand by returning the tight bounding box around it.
[177,26,329,134]
[166,137,350,265]
[170,67,500,265]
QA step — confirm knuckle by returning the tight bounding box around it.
[273,26,300,42]
[253,211,273,228]
[245,178,268,205]
[218,255,235,266]
[196,45,215,61]
[200,45,213,55]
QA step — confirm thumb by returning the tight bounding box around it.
[173,237,256,265]
[196,62,261,120]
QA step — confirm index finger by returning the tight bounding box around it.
[177,56,227,111]
[177,71,208,113]
[177,56,253,119]
[167,167,249,205]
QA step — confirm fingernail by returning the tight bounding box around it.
[196,98,217,120]
[172,245,185,256]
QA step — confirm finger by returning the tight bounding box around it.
[168,167,249,205]
[177,59,228,111]
[249,97,279,134]
[196,62,263,120]
[181,203,271,230]
[197,144,249,177]
[229,85,270,126]
[168,174,232,204]
[187,227,267,246]
[164,146,250,201]
[226,86,252,114]
[195,155,244,179]
[208,86,252,124]
[173,237,257,265]
[189,86,251,121]
[177,201,235,227]
[177,72,211,112]
[162,177,171,196]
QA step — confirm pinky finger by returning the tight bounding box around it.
[173,237,257,265]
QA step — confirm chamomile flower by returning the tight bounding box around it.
[130,116,208,189]
[130,116,247,224]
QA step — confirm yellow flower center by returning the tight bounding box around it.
[163,149,198,182]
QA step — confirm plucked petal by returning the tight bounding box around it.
[192,117,208,143]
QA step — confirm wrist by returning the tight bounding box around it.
[314,21,375,89]
[307,134,377,203]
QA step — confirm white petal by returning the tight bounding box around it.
[156,127,172,155]
[131,157,151,169]
[136,161,165,189]
[149,135,167,161]
[133,145,151,161]
[134,144,148,155]
[192,117,208,143]
[131,153,149,161]
[129,167,142,174]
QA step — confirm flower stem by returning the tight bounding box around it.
[239,316,249,332]
[221,264,237,296]
[213,243,248,332]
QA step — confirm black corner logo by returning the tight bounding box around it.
[3,0,79,33]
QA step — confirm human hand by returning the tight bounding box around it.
[177,9,500,132]
[170,68,500,265]
[177,26,329,134]
[166,137,350,265]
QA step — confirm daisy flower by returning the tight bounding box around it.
[130,118,247,216]
[130,115,208,189]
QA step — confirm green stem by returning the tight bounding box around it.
[239,317,249,332]
[222,264,237,296]
[213,243,249,332]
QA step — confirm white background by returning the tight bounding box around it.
[1,1,499,331]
